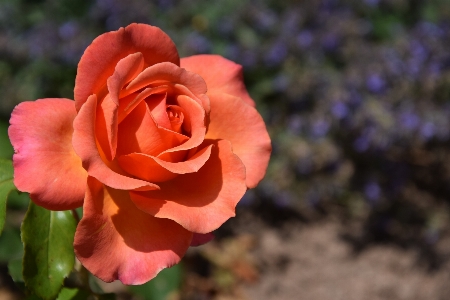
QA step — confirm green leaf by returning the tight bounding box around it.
[8,189,30,210]
[0,227,22,262]
[0,120,14,160]
[128,264,183,300]
[8,257,23,282]
[22,201,77,300]
[0,159,15,234]
[56,288,90,300]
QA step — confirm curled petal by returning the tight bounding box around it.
[117,86,168,123]
[145,93,172,130]
[74,177,193,285]
[206,93,271,188]
[95,95,118,161]
[75,24,179,110]
[166,105,185,133]
[123,62,208,110]
[96,53,146,161]
[107,52,145,105]
[117,101,188,157]
[130,140,247,234]
[9,99,87,210]
[72,95,158,191]
[117,144,212,182]
[181,55,255,107]
[160,95,206,155]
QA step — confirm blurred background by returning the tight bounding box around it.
[1,0,450,299]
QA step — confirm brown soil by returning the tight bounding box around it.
[240,218,450,300]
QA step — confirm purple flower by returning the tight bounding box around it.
[354,136,370,152]
[274,191,292,207]
[288,115,302,134]
[59,21,79,40]
[239,50,257,68]
[310,119,330,138]
[296,30,313,48]
[364,181,381,203]
[184,32,211,53]
[420,122,436,140]
[321,33,339,52]
[399,112,420,130]
[364,0,379,6]
[157,0,173,10]
[331,102,349,119]
[264,41,288,67]
[366,73,386,93]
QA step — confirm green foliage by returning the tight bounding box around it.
[0,227,22,262]
[22,202,77,300]
[7,189,30,210]
[0,159,15,234]
[0,120,13,159]
[8,256,24,282]
[128,264,183,300]
[56,288,90,300]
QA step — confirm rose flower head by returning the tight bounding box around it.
[8,24,271,285]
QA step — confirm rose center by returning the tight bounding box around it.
[166,105,184,133]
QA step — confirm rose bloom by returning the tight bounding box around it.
[9,24,271,284]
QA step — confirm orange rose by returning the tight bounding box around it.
[9,24,271,284]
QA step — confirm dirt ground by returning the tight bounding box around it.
[238,217,450,300]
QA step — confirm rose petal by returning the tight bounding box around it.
[117,86,168,123]
[166,105,185,133]
[190,232,215,247]
[206,93,271,188]
[160,95,206,155]
[117,101,188,157]
[95,95,118,161]
[74,176,192,285]
[123,62,208,110]
[181,54,255,107]
[130,140,247,234]
[72,94,158,191]
[95,53,145,161]
[107,52,145,105]
[9,99,87,210]
[75,24,179,111]
[145,93,172,130]
[117,144,212,182]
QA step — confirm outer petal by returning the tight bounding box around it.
[190,233,215,247]
[75,23,179,111]
[180,55,255,107]
[8,99,87,210]
[72,95,158,191]
[206,93,271,188]
[74,177,193,285]
[130,140,247,234]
